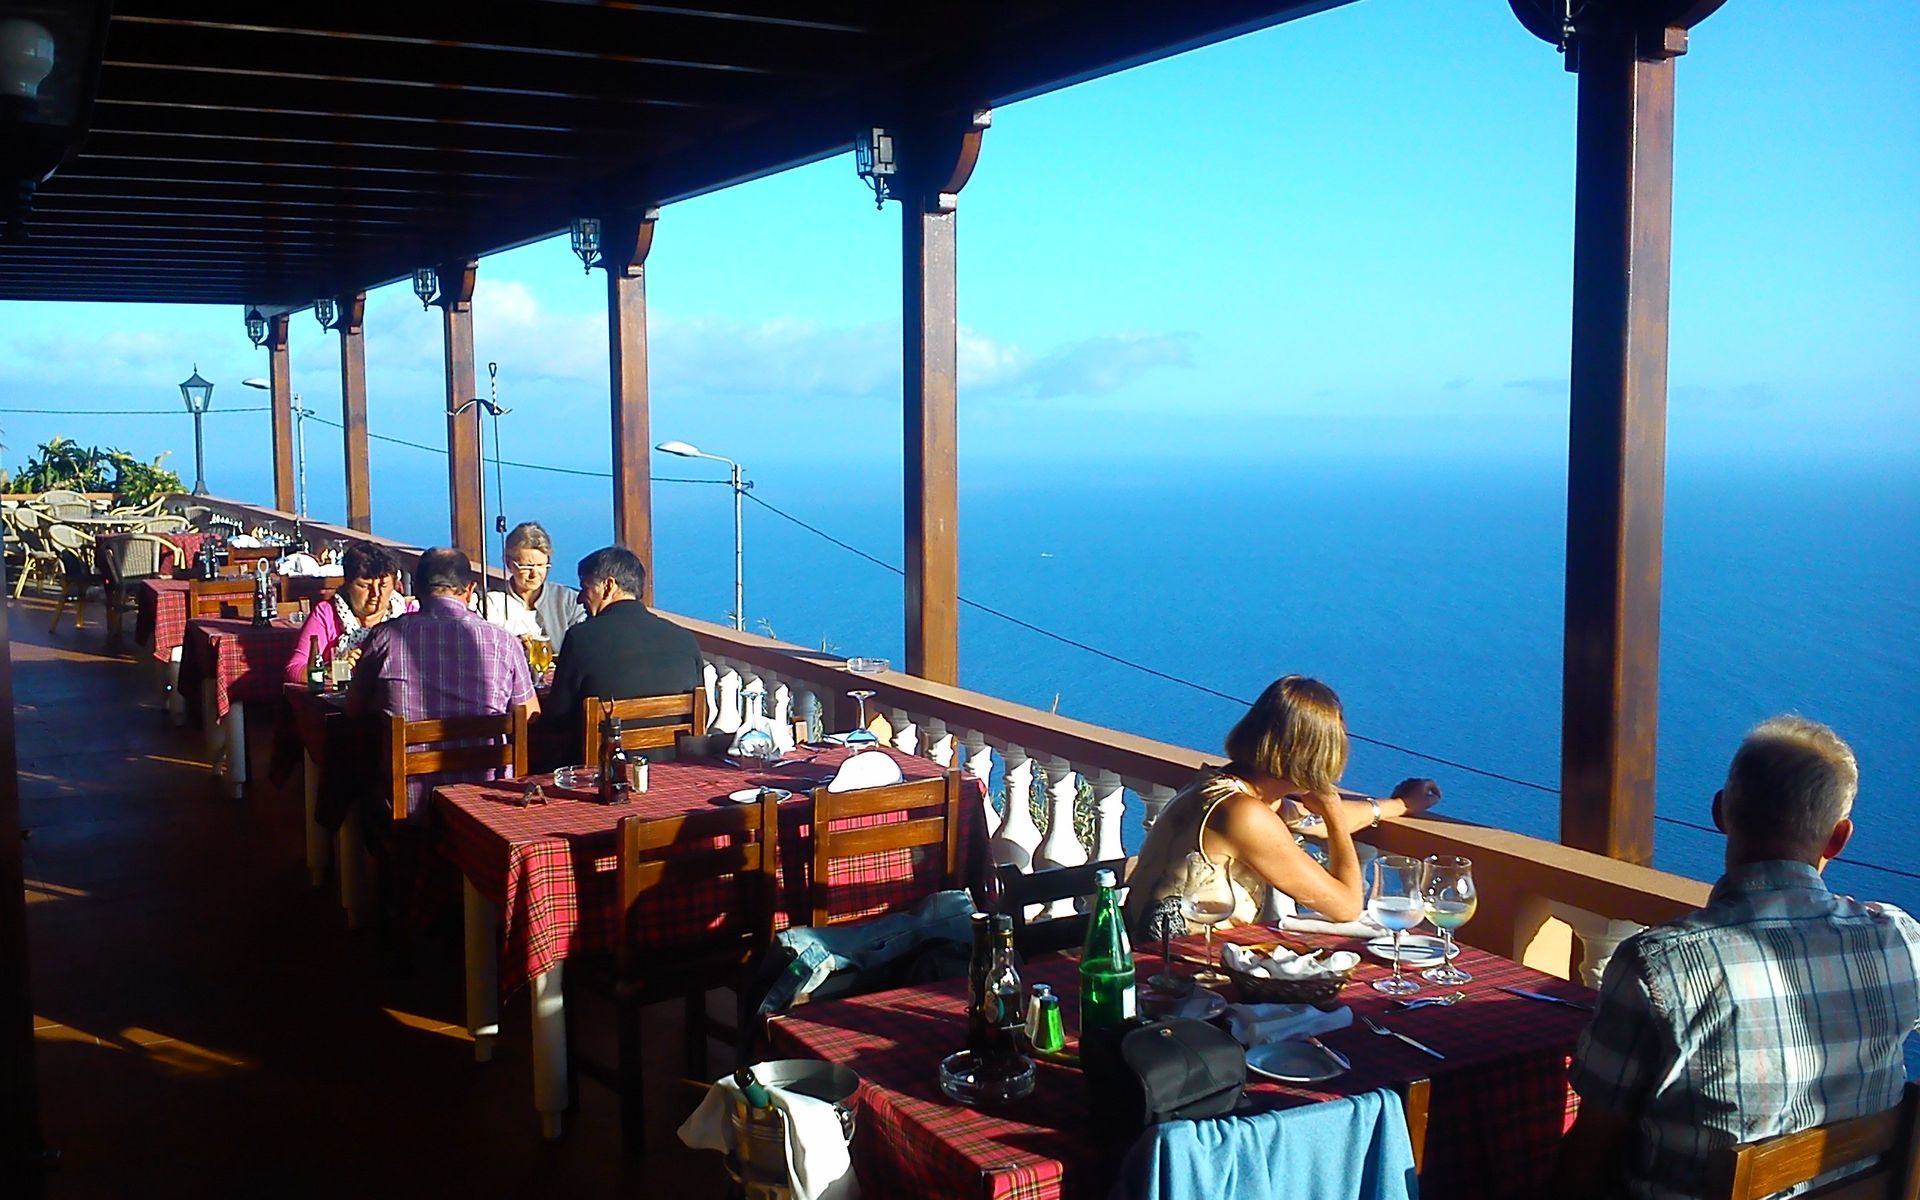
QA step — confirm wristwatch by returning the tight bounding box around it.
[1367,797,1382,829]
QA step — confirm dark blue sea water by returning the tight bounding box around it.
[370,455,1920,914]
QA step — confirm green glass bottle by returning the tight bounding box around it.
[1079,867,1136,1036]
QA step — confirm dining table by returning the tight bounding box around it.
[765,921,1595,1200]
[178,615,305,797]
[431,747,994,1139]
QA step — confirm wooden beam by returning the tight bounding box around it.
[437,260,484,565]
[337,292,372,533]
[899,110,990,685]
[1557,12,1692,865]
[267,313,296,513]
[604,210,659,604]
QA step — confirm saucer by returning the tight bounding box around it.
[1245,1040,1346,1084]
[1364,934,1458,965]
[727,787,792,803]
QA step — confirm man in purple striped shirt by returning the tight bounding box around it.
[348,547,540,818]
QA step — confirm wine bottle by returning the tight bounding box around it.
[304,636,325,693]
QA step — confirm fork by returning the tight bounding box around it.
[1362,1015,1446,1060]
[1391,989,1466,1011]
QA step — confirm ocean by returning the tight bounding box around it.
[367,453,1920,915]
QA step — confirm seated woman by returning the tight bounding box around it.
[481,521,584,655]
[1123,674,1442,941]
[283,541,413,683]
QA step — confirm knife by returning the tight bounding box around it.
[1495,985,1595,1012]
[1382,1027,1447,1061]
[1306,1036,1351,1070]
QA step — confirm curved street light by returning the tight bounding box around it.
[656,440,746,631]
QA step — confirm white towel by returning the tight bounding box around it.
[825,750,903,793]
[1223,1002,1354,1048]
[1278,913,1385,938]
[678,1076,858,1200]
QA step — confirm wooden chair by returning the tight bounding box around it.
[382,703,530,821]
[808,770,963,928]
[994,858,1133,957]
[189,578,261,619]
[596,792,781,1156]
[223,544,284,576]
[580,690,707,765]
[1710,1082,1920,1200]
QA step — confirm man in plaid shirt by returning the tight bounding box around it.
[1552,716,1920,1199]
[348,547,539,819]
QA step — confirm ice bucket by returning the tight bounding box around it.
[725,1060,860,1200]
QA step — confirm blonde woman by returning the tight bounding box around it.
[1123,675,1442,941]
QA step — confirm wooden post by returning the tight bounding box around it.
[437,259,484,564]
[900,110,990,686]
[604,210,658,604]
[267,313,295,513]
[337,291,372,533]
[1552,8,1702,864]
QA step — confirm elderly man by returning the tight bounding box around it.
[1551,716,1920,1200]
[348,546,539,818]
[481,520,584,653]
[540,546,701,767]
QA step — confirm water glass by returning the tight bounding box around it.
[1368,854,1430,995]
[1179,851,1235,986]
[1422,856,1476,985]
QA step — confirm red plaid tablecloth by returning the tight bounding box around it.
[767,923,1593,1200]
[433,748,993,996]
[179,617,304,722]
[134,578,194,662]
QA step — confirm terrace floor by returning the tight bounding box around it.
[11,595,722,1198]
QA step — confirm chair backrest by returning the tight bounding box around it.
[189,578,261,619]
[615,791,780,975]
[581,690,708,765]
[139,514,191,534]
[383,703,530,821]
[10,505,44,531]
[994,857,1133,957]
[223,545,284,576]
[280,574,339,610]
[43,523,89,553]
[808,770,962,928]
[1710,1082,1920,1200]
[103,534,178,584]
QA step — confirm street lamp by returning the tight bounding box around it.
[244,377,308,541]
[568,217,601,272]
[656,439,747,631]
[178,365,213,495]
[244,306,267,348]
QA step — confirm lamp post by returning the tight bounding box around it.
[655,440,746,631]
[244,377,307,542]
[178,365,214,494]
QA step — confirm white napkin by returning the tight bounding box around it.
[276,551,322,576]
[679,1076,858,1200]
[227,534,264,548]
[1223,1002,1353,1048]
[1278,913,1386,938]
[1222,941,1360,980]
[825,750,903,793]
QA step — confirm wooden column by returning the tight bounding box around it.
[900,110,990,685]
[1540,3,1713,864]
[337,292,372,533]
[604,210,658,604]
[267,314,295,513]
[437,259,484,564]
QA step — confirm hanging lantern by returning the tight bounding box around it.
[244,306,267,348]
[412,266,437,310]
[313,296,336,330]
[854,127,895,209]
[569,217,601,273]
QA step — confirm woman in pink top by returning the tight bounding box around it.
[284,541,416,683]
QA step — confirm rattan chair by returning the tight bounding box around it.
[44,523,98,633]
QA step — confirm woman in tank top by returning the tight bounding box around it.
[1123,675,1443,942]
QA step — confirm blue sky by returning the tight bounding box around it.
[1,0,1914,523]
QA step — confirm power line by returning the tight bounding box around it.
[299,412,724,484]
[0,406,270,415]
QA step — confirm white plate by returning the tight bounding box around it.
[1364,934,1459,965]
[1245,1040,1346,1084]
[1140,984,1227,1021]
[727,787,792,804]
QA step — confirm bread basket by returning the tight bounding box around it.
[1222,952,1355,1010]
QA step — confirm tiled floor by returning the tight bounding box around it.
[12,597,724,1198]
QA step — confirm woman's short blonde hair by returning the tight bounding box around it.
[503,521,552,559]
[1224,675,1349,794]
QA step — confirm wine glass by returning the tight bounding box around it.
[1421,856,1476,985]
[1368,854,1430,995]
[1179,852,1235,986]
[844,690,878,747]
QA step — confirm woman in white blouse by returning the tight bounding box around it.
[480,521,584,652]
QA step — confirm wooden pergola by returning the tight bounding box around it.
[2,0,1728,1176]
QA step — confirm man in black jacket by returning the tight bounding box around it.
[539,546,703,769]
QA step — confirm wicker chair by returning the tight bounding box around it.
[44,523,99,633]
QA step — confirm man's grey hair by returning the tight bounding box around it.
[1722,715,1858,851]
[577,545,645,599]
[414,547,473,595]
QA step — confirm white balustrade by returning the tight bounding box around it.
[961,730,997,833]
[771,683,795,752]
[794,687,820,743]
[923,717,955,768]
[712,668,743,734]
[990,744,1041,870]
[1087,769,1127,864]
[701,660,719,729]
[1033,757,1088,918]
[1136,782,1178,831]
[887,707,919,755]
[1549,902,1645,988]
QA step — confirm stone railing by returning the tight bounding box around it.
[165,493,1715,983]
